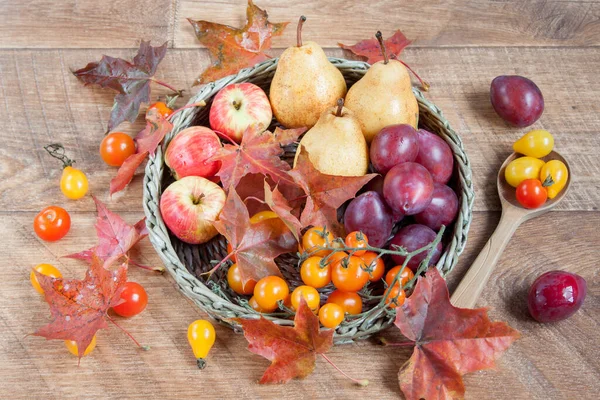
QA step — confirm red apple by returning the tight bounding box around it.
[209,83,272,142]
[165,126,221,180]
[160,176,226,244]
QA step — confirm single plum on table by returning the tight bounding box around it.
[490,75,544,127]
[528,270,587,323]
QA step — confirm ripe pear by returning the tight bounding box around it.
[294,99,369,176]
[344,31,418,143]
[270,16,347,129]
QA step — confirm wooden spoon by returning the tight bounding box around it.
[450,150,571,309]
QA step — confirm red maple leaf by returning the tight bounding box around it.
[73,41,169,132]
[109,110,173,195]
[209,125,306,191]
[394,268,520,400]
[33,254,127,359]
[188,0,289,85]
[65,196,156,270]
[235,299,333,383]
[288,146,376,236]
[339,30,411,65]
[263,181,302,241]
[212,187,296,284]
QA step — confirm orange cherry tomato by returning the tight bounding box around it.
[290,285,320,312]
[227,263,257,295]
[302,226,335,257]
[248,296,270,313]
[345,231,369,256]
[226,242,237,263]
[360,251,385,282]
[331,256,369,292]
[100,132,136,167]
[33,206,71,242]
[326,290,363,315]
[249,211,278,224]
[147,101,173,119]
[318,303,344,328]
[253,276,289,312]
[385,266,415,289]
[384,286,406,308]
[300,256,331,289]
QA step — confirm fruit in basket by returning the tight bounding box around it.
[302,226,335,257]
[344,32,418,143]
[344,191,394,247]
[383,162,434,215]
[414,128,454,184]
[165,126,222,180]
[385,266,415,289]
[227,263,257,295]
[209,83,273,143]
[504,156,545,188]
[490,75,544,127]
[159,176,226,244]
[269,16,347,129]
[253,276,290,312]
[345,231,368,256]
[294,99,368,176]
[360,251,385,282]
[389,224,442,271]
[540,160,568,199]
[331,255,370,292]
[370,124,419,174]
[318,303,344,328]
[513,129,554,158]
[414,183,459,231]
[291,285,320,312]
[326,290,362,315]
[300,256,331,289]
[528,271,586,323]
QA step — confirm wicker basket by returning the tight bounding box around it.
[143,57,474,343]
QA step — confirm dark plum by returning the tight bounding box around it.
[344,191,395,248]
[389,224,442,271]
[490,75,544,127]
[414,183,459,231]
[370,124,419,174]
[528,270,587,323]
[383,162,434,215]
[414,129,454,184]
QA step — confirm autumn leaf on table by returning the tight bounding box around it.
[33,254,127,359]
[109,110,173,195]
[339,30,411,64]
[188,0,288,85]
[288,146,376,236]
[65,196,158,271]
[234,299,333,384]
[393,268,520,400]
[72,40,175,132]
[209,125,306,190]
[213,187,296,284]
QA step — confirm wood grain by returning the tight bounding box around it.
[0,47,598,213]
[2,211,598,399]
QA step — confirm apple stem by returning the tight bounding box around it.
[297,16,306,47]
[335,98,344,117]
[232,100,241,110]
[106,314,150,350]
[392,55,430,91]
[375,31,388,64]
[320,353,369,387]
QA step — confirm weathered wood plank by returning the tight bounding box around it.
[2,211,598,399]
[0,47,598,213]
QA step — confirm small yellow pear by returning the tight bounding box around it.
[344,31,418,143]
[270,16,347,129]
[294,99,369,176]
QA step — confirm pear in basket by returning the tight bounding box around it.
[269,16,347,129]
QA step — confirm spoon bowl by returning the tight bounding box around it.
[451,150,571,308]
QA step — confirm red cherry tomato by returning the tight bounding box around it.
[112,282,148,317]
[147,101,173,119]
[100,132,136,167]
[33,206,71,242]
[516,179,548,209]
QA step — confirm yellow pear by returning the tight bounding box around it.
[294,99,369,176]
[270,16,347,129]
[344,31,418,143]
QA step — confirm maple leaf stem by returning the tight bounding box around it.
[392,55,430,91]
[244,196,265,205]
[320,353,369,387]
[128,258,165,272]
[202,252,234,278]
[169,101,207,120]
[150,78,183,95]
[379,337,415,347]
[106,314,150,351]
[211,129,237,144]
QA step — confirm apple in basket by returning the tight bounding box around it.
[165,126,222,180]
[209,82,273,142]
[160,176,226,244]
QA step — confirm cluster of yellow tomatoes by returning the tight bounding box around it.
[505,129,568,209]
[226,213,415,329]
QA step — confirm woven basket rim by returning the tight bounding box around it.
[142,57,475,343]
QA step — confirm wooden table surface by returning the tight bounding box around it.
[1,1,599,399]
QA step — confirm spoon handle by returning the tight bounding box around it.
[450,208,523,309]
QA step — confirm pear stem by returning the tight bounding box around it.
[335,99,344,117]
[375,31,388,64]
[297,16,306,47]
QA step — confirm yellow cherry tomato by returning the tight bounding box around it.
[505,157,545,188]
[187,320,216,369]
[290,285,321,312]
[249,211,278,224]
[30,263,62,294]
[318,303,344,329]
[65,335,97,357]
[513,129,554,158]
[540,160,569,199]
[60,166,89,200]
